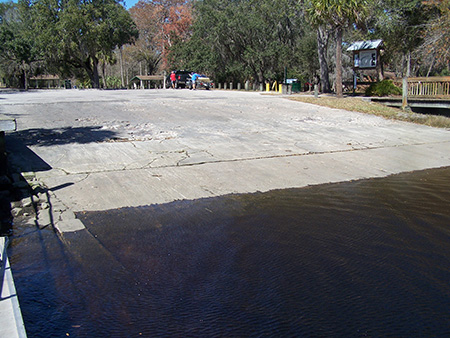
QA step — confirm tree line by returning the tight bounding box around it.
[0,0,449,93]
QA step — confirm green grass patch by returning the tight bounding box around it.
[289,96,450,129]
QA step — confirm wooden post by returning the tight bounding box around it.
[376,50,384,81]
[402,77,408,110]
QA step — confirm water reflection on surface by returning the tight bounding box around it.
[10,167,450,337]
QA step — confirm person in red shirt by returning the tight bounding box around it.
[170,71,176,89]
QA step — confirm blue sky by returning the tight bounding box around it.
[0,0,138,10]
[122,0,139,9]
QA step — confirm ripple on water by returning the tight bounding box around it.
[11,167,450,337]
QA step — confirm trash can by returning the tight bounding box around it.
[291,82,301,93]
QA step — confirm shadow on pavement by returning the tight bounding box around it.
[6,126,119,173]
[6,136,51,173]
[11,126,118,147]
[1,126,117,235]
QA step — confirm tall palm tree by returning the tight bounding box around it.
[306,0,368,97]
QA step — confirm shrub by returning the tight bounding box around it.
[365,80,401,97]
[106,76,122,89]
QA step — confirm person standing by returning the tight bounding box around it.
[170,71,176,89]
[191,72,199,90]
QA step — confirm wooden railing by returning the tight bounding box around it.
[406,77,450,97]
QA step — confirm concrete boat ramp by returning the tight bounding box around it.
[4,89,450,213]
[1,89,450,336]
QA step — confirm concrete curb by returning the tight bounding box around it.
[0,170,85,338]
[17,171,86,235]
[0,236,27,338]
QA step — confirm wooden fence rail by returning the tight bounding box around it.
[406,77,450,97]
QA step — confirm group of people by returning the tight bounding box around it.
[169,71,199,90]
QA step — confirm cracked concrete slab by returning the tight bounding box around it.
[2,89,450,216]
[55,219,85,233]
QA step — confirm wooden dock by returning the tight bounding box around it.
[370,97,450,110]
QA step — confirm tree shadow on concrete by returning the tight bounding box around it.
[6,126,119,174]
[11,126,118,147]
[1,126,118,235]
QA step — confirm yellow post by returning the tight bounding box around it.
[272,81,277,91]
[266,82,270,92]
[279,84,282,93]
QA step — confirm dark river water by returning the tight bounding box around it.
[9,167,450,337]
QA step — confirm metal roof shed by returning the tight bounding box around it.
[129,75,165,89]
[29,75,61,89]
[347,39,383,52]
[347,39,384,81]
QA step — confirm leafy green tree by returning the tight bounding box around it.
[420,0,450,75]
[29,0,138,88]
[366,0,429,77]
[170,0,307,85]
[0,1,40,89]
[306,0,368,97]
[129,1,163,76]
[295,27,320,86]
[128,0,192,76]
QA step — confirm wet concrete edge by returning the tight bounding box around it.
[0,236,27,338]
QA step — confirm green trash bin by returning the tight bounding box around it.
[291,82,301,93]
